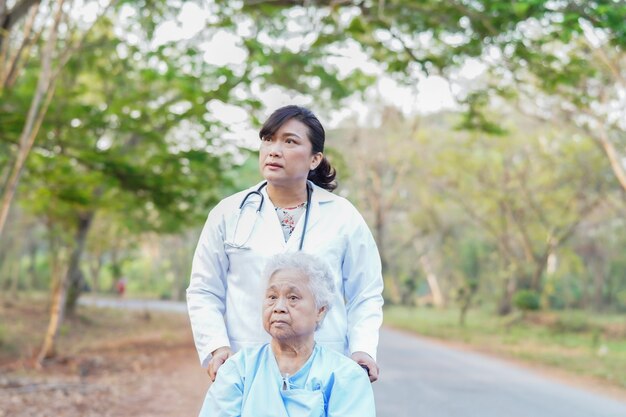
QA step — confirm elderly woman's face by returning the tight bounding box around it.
[263,268,324,343]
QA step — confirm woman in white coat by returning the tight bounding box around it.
[187,105,384,383]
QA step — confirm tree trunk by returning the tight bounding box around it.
[530,250,550,293]
[170,238,186,301]
[373,199,402,304]
[592,259,606,312]
[8,252,20,296]
[64,211,95,316]
[0,0,64,239]
[109,246,123,292]
[459,294,473,326]
[89,255,103,294]
[596,125,626,193]
[36,244,68,365]
[383,272,402,304]
[36,274,67,364]
[1,1,39,90]
[0,0,41,50]
[375,202,386,271]
[418,253,445,308]
[498,275,517,316]
[0,242,8,288]
[0,153,11,191]
[27,239,38,290]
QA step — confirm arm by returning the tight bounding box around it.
[342,210,384,366]
[187,206,231,368]
[198,356,244,417]
[326,362,376,417]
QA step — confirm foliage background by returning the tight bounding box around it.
[0,0,625,366]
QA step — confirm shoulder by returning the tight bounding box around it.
[313,186,371,237]
[231,343,272,369]
[215,345,263,379]
[316,345,365,376]
[313,185,362,216]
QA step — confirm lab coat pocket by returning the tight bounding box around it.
[280,388,325,417]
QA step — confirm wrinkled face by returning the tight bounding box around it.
[259,118,322,188]
[262,268,325,343]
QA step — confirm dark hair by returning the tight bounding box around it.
[259,105,337,191]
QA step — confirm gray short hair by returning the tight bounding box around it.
[263,252,336,317]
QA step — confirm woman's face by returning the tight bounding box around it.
[262,268,325,344]
[259,118,322,188]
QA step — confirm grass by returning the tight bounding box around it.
[383,305,626,389]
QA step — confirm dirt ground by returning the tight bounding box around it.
[0,297,210,417]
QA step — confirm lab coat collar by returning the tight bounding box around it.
[309,182,336,204]
[249,180,337,204]
[252,180,338,250]
[303,182,338,247]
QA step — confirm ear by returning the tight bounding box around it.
[316,305,327,325]
[310,152,323,171]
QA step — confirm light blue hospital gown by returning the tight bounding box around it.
[199,343,376,417]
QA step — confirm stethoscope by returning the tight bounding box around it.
[224,181,312,250]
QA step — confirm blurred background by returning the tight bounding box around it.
[1,0,625,415]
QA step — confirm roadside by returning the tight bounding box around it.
[0,295,209,417]
[384,305,626,400]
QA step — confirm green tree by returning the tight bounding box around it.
[229,1,626,192]
[2,1,377,362]
[0,0,113,238]
[332,106,421,303]
[429,112,612,314]
[334,103,616,317]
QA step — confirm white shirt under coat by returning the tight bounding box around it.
[186,181,384,368]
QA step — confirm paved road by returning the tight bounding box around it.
[81,297,626,417]
[79,296,188,313]
[374,327,626,417]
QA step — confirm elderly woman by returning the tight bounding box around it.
[198,252,376,417]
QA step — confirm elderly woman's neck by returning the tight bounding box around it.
[266,182,308,208]
[271,339,315,375]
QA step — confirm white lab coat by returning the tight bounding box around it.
[187,181,384,367]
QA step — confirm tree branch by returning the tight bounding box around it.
[0,0,40,45]
[2,2,38,88]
